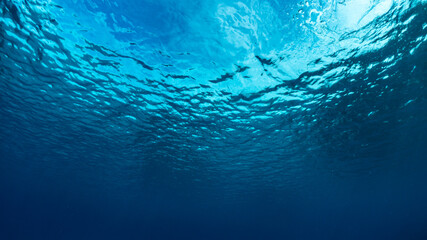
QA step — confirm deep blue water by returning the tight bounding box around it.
[1,0,427,239]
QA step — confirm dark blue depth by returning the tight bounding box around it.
[1,0,427,239]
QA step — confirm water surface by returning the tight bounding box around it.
[1,0,426,239]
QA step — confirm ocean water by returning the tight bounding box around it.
[0,0,426,239]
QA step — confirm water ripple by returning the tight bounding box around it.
[0,0,426,193]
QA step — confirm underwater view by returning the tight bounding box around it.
[1,0,426,239]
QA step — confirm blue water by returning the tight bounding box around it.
[1,0,426,239]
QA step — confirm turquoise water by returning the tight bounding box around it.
[1,0,427,239]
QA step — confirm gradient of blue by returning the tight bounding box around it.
[1,0,427,239]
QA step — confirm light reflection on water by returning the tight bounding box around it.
[0,1,426,239]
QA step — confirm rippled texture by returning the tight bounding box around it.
[1,0,427,239]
